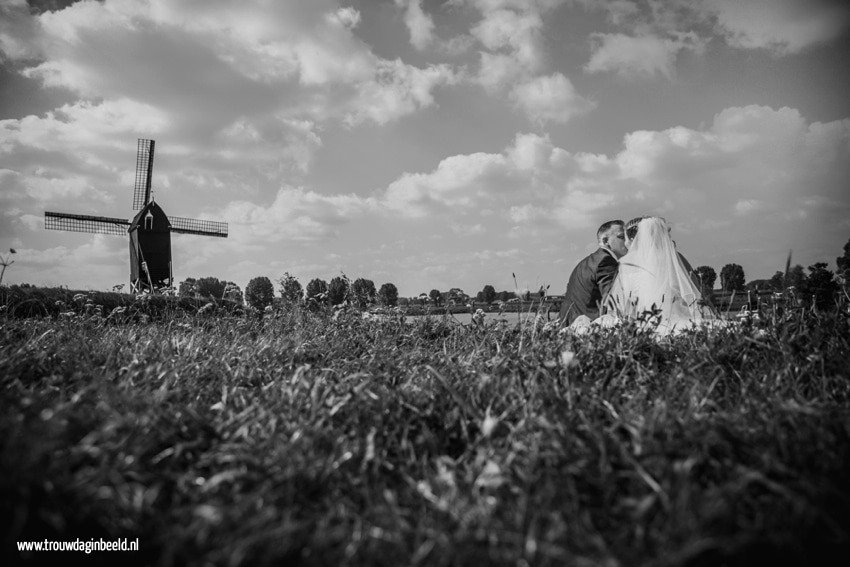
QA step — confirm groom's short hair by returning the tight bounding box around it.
[626,215,650,240]
[597,220,623,243]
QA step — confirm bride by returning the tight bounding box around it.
[574,216,719,336]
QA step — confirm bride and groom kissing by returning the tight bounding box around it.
[558,216,718,336]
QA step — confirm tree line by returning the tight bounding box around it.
[176,274,399,312]
[693,236,849,310]
[177,237,850,313]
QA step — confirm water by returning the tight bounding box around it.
[398,310,558,325]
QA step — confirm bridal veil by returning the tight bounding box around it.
[604,217,716,334]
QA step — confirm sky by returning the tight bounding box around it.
[1,0,849,297]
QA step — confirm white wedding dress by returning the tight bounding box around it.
[599,217,719,336]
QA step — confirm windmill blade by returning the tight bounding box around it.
[45,211,129,235]
[132,138,155,210]
[168,216,228,238]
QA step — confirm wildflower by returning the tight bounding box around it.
[475,460,504,489]
[471,308,486,326]
[481,409,499,437]
[198,302,214,314]
[110,306,126,316]
[73,293,86,303]
[560,349,577,368]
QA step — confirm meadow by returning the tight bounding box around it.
[1,292,849,566]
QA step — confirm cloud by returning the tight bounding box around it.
[2,0,457,149]
[585,32,703,79]
[734,199,766,215]
[344,59,458,126]
[580,0,850,59]
[221,186,378,244]
[0,0,461,264]
[510,73,596,124]
[705,0,850,55]
[459,0,593,124]
[395,0,436,51]
[469,2,548,92]
[0,0,42,60]
[380,106,850,243]
[9,237,129,290]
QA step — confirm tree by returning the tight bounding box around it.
[196,276,227,299]
[446,288,469,305]
[497,290,516,302]
[838,237,850,280]
[768,271,785,290]
[278,272,303,303]
[305,278,328,307]
[745,279,772,291]
[480,284,496,304]
[720,263,745,292]
[429,289,443,306]
[178,277,197,297]
[787,264,806,290]
[178,276,239,300]
[245,276,274,310]
[351,278,377,308]
[377,283,399,307]
[328,276,349,306]
[803,262,837,310]
[223,282,243,304]
[694,266,717,291]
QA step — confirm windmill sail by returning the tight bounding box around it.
[43,138,229,294]
[132,138,155,210]
[168,216,228,237]
[45,211,129,235]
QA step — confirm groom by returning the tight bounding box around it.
[558,220,628,326]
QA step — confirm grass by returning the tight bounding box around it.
[1,296,849,566]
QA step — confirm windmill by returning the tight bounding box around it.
[44,139,228,293]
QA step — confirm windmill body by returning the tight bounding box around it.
[44,139,228,293]
[129,201,172,290]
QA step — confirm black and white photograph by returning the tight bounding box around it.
[1,0,849,565]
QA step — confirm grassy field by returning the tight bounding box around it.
[2,297,849,566]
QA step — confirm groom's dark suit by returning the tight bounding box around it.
[558,248,618,326]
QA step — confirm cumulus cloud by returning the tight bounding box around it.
[458,0,592,124]
[344,59,458,126]
[379,106,849,269]
[9,237,128,289]
[0,0,460,276]
[0,0,457,193]
[221,186,378,244]
[0,0,42,60]
[510,73,595,124]
[395,0,436,50]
